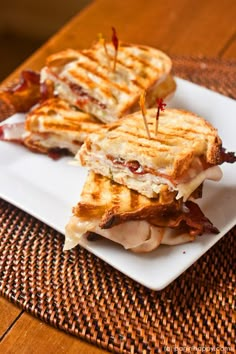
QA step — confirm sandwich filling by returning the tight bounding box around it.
[24,132,82,155]
[65,216,196,252]
[78,147,223,200]
[64,172,219,253]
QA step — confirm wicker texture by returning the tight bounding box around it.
[0,58,236,353]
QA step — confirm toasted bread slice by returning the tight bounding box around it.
[77,108,223,199]
[73,171,179,228]
[65,172,218,252]
[24,97,102,155]
[41,42,175,123]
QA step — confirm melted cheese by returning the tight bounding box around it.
[64,216,100,250]
[77,149,223,200]
[176,165,223,201]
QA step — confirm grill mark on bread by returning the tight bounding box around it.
[44,44,173,123]
[42,122,99,134]
[68,68,106,92]
[119,45,162,71]
[90,174,103,200]
[67,78,114,108]
[63,116,99,124]
[130,191,141,209]
[26,98,102,138]
[76,56,132,94]
[78,108,223,193]
[86,46,156,90]
[83,49,146,90]
[69,54,147,97]
[114,129,203,146]
[104,115,216,147]
[114,59,147,89]
[121,52,158,71]
[106,130,178,150]
[81,50,100,64]
[116,120,213,139]
[72,171,179,227]
[160,127,217,139]
[111,180,123,205]
[88,123,216,165]
[107,137,171,153]
[31,117,100,131]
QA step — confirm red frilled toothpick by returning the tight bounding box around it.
[111,27,119,72]
[155,98,166,135]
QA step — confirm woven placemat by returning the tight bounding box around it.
[0,58,236,353]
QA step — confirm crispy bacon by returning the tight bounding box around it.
[148,200,219,236]
[40,80,55,101]
[126,160,145,174]
[99,190,218,236]
[220,147,236,164]
[47,148,72,160]
[107,154,176,181]
[68,82,107,109]
[0,70,41,114]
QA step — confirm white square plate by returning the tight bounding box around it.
[0,78,235,290]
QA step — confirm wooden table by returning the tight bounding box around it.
[0,0,236,353]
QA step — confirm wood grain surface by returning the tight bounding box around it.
[0,0,236,353]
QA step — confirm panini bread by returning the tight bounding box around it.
[40,42,176,123]
[23,98,103,156]
[77,108,224,200]
[65,172,218,252]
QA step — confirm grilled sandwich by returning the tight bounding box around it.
[65,171,218,252]
[40,42,176,123]
[23,97,103,156]
[77,108,228,200]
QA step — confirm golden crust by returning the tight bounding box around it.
[73,171,179,228]
[24,98,103,156]
[78,108,222,180]
[45,49,80,68]
[25,97,102,134]
[24,135,50,154]
[42,42,174,123]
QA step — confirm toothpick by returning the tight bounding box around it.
[155,98,166,135]
[139,91,151,139]
[111,27,119,72]
[98,33,111,69]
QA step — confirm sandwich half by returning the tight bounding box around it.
[65,171,219,253]
[40,42,176,123]
[77,108,228,200]
[23,97,103,156]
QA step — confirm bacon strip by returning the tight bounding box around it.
[148,200,219,236]
[0,70,41,115]
[100,199,219,236]
[220,147,236,164]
